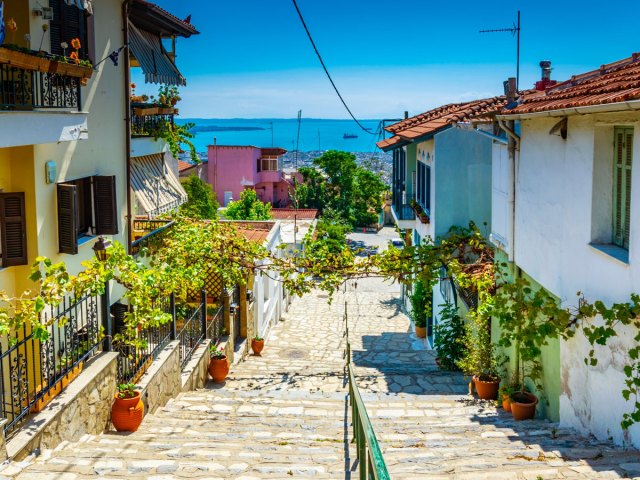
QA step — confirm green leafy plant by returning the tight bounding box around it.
[410,280,430,329]
[151,121,198,163]
[223,189,272,220]
[180,175,219,219]
[210,345,226,359]
[433,302,466,370]
[117,383,137,399]
[253,335,264,341]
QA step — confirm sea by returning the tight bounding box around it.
[176,118,384,155]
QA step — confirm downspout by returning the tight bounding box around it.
[498,118,519,263]
[123,0,133,254]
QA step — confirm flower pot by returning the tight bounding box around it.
[251,339,264,355]
[111,391,144,432]
[208,356,229,383]
[415,326,427,338]
[502,394,512,412]
[511,392,538,421]
[473,375,500,400]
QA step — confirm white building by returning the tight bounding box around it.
[495,54,640,447]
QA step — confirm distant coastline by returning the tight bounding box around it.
[190,125,265,133]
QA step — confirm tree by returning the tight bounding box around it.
[292,150,386,228]
[224,189,272,220]
[180,175,219,219]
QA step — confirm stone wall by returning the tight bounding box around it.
[181,339,211,392]
[138,341,181,415]
[7,353,119,460]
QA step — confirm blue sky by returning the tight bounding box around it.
[133,0,640,119]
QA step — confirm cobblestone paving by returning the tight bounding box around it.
[7,244,640,478]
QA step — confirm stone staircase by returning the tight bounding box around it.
[12,388,356,479]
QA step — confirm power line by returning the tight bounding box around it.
[291,0,375,136]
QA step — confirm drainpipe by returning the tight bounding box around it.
[123,0,133,253]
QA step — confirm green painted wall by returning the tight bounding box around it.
[492,250,561,422]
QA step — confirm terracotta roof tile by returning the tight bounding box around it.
[271,209,318,220]
[376,96,507,150]
[178,160,194,172]
[509,54,640,114]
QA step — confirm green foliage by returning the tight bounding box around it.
[253,335,264,341]
[433,302,466,371]
[180,175,219,219]
[152,121,198,163]
[117,383,137,399]
[209,344,226,359]
[292,150,386,227]
[306,219,349,256]
[409,280,430,328]
[223,189,272,220]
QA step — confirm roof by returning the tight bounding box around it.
[177,160,193,172]
[377,96,507,150]
[130,0,199,37]
[507,53,640,115]
[271,209,318,220]
[131,152,188,217]
[128,21,186,86]
[223,221,276,244]
[260,148,287,156]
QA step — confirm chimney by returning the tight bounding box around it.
[535,60,557,91]
[404,111,409,119]
[503,77,517,103]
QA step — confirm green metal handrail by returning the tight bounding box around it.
[345,301,391,480]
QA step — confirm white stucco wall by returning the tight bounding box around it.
[253,223,284,339]
[513,111,640,447]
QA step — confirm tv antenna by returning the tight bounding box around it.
[480,10,521,90]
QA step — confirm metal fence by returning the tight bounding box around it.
[131,219,174,257]
[131,103,175,136]
[115,296,173,385]
[177,292,206,370]
[206,304,224,345]
[0,64,81,110]
[0,294,101,438]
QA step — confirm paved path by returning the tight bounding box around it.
[8,228,640,478]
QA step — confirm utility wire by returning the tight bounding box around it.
[291,0,375,136]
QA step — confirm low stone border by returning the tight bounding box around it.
[6,352,119,460]
[181,339,211,392]
[137,340,181,415]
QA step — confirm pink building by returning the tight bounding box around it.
[207,145,300,207]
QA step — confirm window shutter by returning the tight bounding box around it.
[93,176,118,235]
[613,127,633,249]
[0,193,28,267]
[48,0,88,59]
[57,183,78,254]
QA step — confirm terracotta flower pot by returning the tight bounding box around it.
[473,375,500,400]
[502,394,512,412]
[251,339,264,355]
[208,356,229,383]
[111,391,144,432]
[415,326,427,338]
[511,392,538,421]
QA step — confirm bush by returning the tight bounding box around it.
[410,280,430,328]
[433,302,466,370]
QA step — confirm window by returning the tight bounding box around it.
[57,176,118,254]
[261,156,279,171]
[0,193,28,267]
[613,127,633,249]
[417,161,431,214]
[49,0,89,60]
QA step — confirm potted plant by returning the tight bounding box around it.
[457,306,501,400]
[494,275,569,420]
[499,375,521,413]
[410,280,430,338]
[111,383,144,432]
[251,335,264,355]
[208,344,229,383]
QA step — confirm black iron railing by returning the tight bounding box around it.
[177,292,206,370]
[131,219,174,257]
[206,304,224,345]
[115,295,173,385]
[392,192,416,221]
[0,294,101,438]
[131,102,175,136]
[0,64,82,111]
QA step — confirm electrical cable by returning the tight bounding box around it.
[291,0,375,136]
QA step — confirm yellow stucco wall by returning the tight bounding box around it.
[1,0,127,298]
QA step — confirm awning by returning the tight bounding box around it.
[131,152,188,217]
[128,21,186,86]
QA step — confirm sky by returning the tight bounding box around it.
[133,0,640,119]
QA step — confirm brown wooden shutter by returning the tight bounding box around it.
[0,193,28,267]
[93,176,118,235]
[48,0,88,59]
[57,183,78,254]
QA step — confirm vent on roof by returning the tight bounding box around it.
[535,60,558,91]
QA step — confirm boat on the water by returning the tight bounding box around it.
[343,133,358,139]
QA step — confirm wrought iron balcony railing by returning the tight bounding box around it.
[0,63,82,111]
[131,102,176,136]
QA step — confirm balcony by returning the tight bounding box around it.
[0,47,92,147]
[131,103,177,137]
[256,169,283,184]
[131,218,175,257]
[391,193,416,229]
